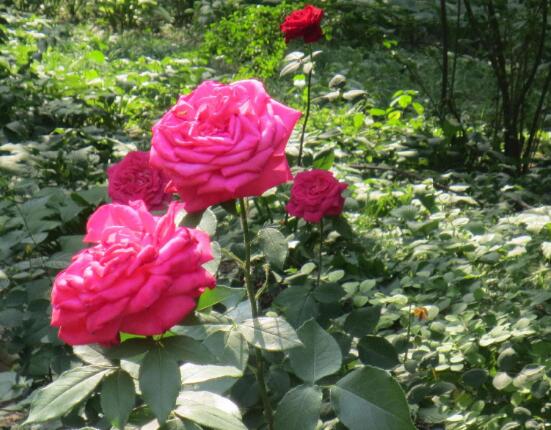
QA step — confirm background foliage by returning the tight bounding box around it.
[1,1,550,429]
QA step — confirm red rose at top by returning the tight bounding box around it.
[280,4,325,43]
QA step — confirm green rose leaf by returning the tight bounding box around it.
[162,335,215,364]
[197,286,245,311]
[177,208,217,236]
[25,365,114,424]
[238,317,302,351]
[289,319,342,383]
[203,330,249,371]
[175,391,246,430]
[274,285,319,327]
[257,227,288,270]
[73,345,113,367]
[344,306,381,337]
[274,384,322,430]
[180,363,242,384]
[100,369,136,429]
[331,366,415,430]
[358,335,400,369]
[139,347,181,424]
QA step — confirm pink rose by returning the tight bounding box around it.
[286,169,347,223]
[150,79,301,213]
[51,201,215,346]
[107,151,171,211]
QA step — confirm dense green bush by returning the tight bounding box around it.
[202,3,289,80]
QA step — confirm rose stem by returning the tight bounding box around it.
[316,217,324,288]
[297,44,313,167]
[404,302,413,363]
[238,197,274,430]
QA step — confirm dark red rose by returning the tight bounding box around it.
[286,169,347,223]
[280,5,325,44]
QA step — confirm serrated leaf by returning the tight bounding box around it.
[280,61,301,77]
[172,313,233,340]
[329,74,346,88]
[180,364,242,384]
[177,208,217,236]
[204,241,221,275]
[321,90,340,101]
[275,285,319,327]
[257,227,288,270]
[162,335,215,364]
[101,370,135,429]
[105,338,157,359]
[274,384,322,430]
[331,366,415,430]
[344,306,381,337]
[175,391,246,430]
[203,330,249,371]
[238,317,302,351]
[283,51,304,62]
[197,286,245,311]
[139,348,181,424]
[358,335,400,369]
[343,89,367,100]
[25,366,113,424]
[73,345,113,367]
[289,319,342,383]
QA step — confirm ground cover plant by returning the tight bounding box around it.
[0,1,550,430]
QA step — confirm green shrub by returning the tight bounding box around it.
[202,3,289,80]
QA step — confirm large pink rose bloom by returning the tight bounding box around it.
[286,169,347,223]
[150,79,301,213]
[51,201,215,346]
[107,151,171,211]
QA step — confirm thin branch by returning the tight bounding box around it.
[439,0,449,113]
[523,65,551,170]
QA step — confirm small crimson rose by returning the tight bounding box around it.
[150,79,301,213]
[286,169,347,223]
[107,151,171,211]
[51,200,215,346]
[280,4,325,44]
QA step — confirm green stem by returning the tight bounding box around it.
[316,218,324,288]
[297,44,313,167]
[238,198,274,430]
[404,303,413,363]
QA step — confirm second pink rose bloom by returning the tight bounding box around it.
[150,79,302,213]
[107,151,172,211]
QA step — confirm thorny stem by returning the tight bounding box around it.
[238,198,274,430]
[297,44,313,167]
